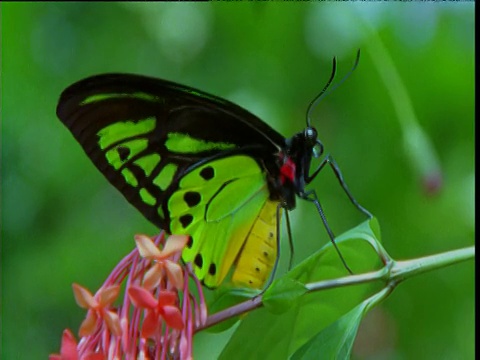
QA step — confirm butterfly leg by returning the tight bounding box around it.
[284,207,295,271]
[303,190,353,274]
[306,154,373,219]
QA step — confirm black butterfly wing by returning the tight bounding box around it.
[56,73,286,232]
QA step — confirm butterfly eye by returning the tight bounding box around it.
[304,127,317,140]
[313,141,324,158]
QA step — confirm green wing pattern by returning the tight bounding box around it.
[169,155,269,288]
[95,118,271,287]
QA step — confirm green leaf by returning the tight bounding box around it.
[368,216,382,243]
[218,219,385,360]
[290,288,389,360]
[290,303,365,360]
[262,278,307,314]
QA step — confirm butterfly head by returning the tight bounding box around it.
[284,126,322,161]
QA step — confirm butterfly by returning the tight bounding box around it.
[56,55,371,290]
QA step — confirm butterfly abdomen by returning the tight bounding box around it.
[231,199,280,289]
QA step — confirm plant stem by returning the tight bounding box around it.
[197,245,474,332]
[390,246,475,283]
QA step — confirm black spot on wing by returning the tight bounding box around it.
[208,263,216,276]
[200,166,214,180]
[194,254,203,268]
[187,236,193,249]
[184,191,201,207]
[180,214,193,228]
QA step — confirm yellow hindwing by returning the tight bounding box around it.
[231,199,281,289]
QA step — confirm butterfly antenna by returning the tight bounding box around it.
[306,56,337,127]
[306,49,361,127]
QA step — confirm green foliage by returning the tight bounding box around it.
[2,2,474,359]
[263,278,307,314]
[290,291,384,360]
[211,219,473,359]
[219,219,384,359]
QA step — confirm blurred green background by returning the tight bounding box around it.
[2,3,474,359]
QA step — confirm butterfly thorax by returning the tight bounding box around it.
[268,127,319,211]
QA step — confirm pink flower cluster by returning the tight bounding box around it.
[50,233,207,360]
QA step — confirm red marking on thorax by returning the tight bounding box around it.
[280,158,296,184]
